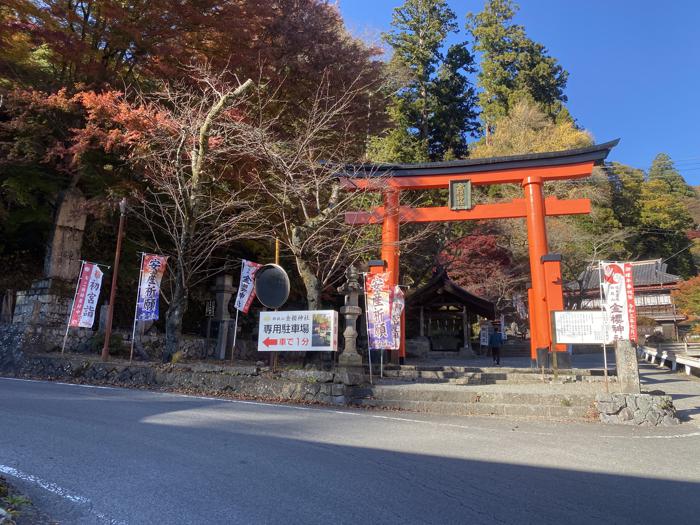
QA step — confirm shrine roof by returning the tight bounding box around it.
[406,268,495,319]
[344,140,619,178]
[575,259,681,291]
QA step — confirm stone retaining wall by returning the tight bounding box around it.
[4,354,362,406]
[595,393,680,426]
[0,322,213,361]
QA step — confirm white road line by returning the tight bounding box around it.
[4,376,700,440]
[0,464,126,524]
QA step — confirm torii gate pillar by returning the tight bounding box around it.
[380,190,405,363]
[381,190,400,286]
[522,176,551,357]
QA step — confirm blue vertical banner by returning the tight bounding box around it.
[136,254,168,321]
[365,272,394,350]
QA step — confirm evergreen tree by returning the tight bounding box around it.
[371,0,479,162]
[429,43,479,159]
[648,153,695,197]
[467,0,568,134]
[384,0,458,143]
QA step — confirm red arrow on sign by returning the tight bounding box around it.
[263,337,278,347]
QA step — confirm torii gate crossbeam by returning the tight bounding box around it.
[341,140,619,364]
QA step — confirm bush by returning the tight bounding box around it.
[89,333,127,357]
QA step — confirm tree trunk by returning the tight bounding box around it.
[164,262,187,362]
[295,256,321,310]
[420,81,429,143]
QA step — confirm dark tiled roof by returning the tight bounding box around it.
[405,268,495,319]
[343,140,619,177]
[578,260,680,290]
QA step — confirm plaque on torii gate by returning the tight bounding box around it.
[341,140,619,364]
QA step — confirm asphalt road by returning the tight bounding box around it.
[2,377,700,525]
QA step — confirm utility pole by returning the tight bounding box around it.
[101,198,127,361]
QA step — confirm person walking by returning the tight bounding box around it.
[489,327,503,366]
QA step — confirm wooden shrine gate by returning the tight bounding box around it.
[341,140,618,363]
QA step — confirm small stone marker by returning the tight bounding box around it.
[614,339,641,394]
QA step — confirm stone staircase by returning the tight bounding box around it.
[378,364,608,385]
[348,364,607,420]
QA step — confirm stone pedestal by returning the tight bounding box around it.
[339,305,363,367]
[615,339,641,394]
[12,278,75,326]
[213,275,236,360]
[12,188,88,329]
[337,266,363,367]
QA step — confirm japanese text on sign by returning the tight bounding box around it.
[234,259,262,313]
[449,180,472,210]
[365,272,393,350]
[136,254,168,321]
[258,310,338,352]
[69,262,103,328]
[390,285,404,350]
[601,262,637,342]
[552,311,611,345]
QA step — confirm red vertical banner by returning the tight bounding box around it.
[601,262,637,343]
[623,263,637,342]
[69,264,92,327]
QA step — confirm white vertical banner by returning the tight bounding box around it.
[69,262,104,328]
[234,260,262,313]
[389,285,404,350]
[601,262,637,342]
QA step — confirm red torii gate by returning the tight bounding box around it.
[341,140,619,363]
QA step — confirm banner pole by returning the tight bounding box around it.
[129,253,145,363]
[231,308,240,363]
[362,273,372,385]
[380,347,383,378]
[62,260,86,354]
[598,260,609,392]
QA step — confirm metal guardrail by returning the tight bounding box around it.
[640,345,700,375]
[654,342,700,356]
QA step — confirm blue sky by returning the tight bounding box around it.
[337,0,700,183]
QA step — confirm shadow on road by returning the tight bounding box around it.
[2,378,700,524]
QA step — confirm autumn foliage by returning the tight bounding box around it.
[673,276,700,319]
[439,232,519,308]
